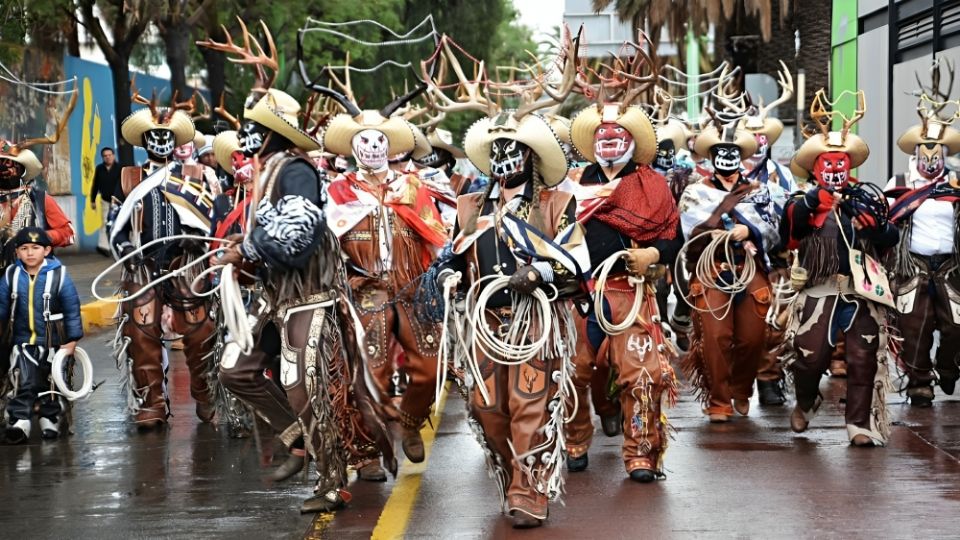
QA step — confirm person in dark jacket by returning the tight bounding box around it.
[0,227,83,443]
[90,147,121,255]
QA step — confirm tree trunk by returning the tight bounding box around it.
[163,22,191,99]
[67,17,80,57]
[200,41,226,126]
[110,59,135,166]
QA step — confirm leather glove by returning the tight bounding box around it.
[625,247,659,276]
[508,265,542,295]
[803,187,835,214]
[119,245,143,273]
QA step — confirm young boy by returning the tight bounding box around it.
[1,227,83,443]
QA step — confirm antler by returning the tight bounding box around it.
[214,93,241,130]
[17,78,79,150]
[916,58,955,108]
[757,60,794,118]
[169,90,196,115]
[296,30,362,117]
[197,18,278,97]
[809,89,866,138]
[422,34,496,115]
[130,75,160,118]
[511,25,581,119]
[189,90,211,121]
[612,38,660,111]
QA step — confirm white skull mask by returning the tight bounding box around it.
[711,144,741,173]
[144,129,175,158]
[352,129,389,171]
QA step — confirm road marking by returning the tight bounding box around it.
[370,384,450,540]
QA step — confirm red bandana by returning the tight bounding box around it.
[588,165,678,243]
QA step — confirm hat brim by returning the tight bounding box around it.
[323,112,415,157]
[1,149,42,180]
[409,123,433,160]
[897,124,960,155]
[121,108,195,148]
[740,117,784,144]
[794,133,869,171]
[657,119,688,153]
[212,130,239,174]
[245,100,320,152]
[464,113,569,187]
[427,129,465,159]
[570,106,658,165]
[693,126,758,160]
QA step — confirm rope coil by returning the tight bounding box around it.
[592,250,644,335]
[675,230,757,320]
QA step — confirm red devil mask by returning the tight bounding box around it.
[594,122,635,166]
[231,150,254,188]
[813,151,851,189]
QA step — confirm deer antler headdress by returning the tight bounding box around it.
[739,60,794,144]
[897,59,960,155]
[0,77,79,180]
[793,88,869,171]
[120,75,197,148]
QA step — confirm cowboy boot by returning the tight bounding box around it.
[176,309,216,422]
[132,350,168,429]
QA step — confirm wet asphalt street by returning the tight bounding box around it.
[3,327,960,539]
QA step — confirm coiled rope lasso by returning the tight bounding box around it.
[92,234,254,354]
[592,250,644,335]
[466,275,557,366]
[48,347,93,401]
[675,230,757,320]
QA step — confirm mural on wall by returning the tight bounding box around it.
[0,48,73,195]
[64,55,172,249]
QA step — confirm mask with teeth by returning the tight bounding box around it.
[813,151,851,189]
[352,129,389,171]
[490,138,533,188]
[416,147,455,172]
[916,142,945,180]
[594,122,635,166]
[0,158,24,188]
[143,129,176,160]
[753,133,769,158]
[654,139,676,171]
[238,121,269,158]
[710,144,742,174]
[231,150,254,188]
[175,141,196,162]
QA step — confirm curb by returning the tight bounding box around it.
[81,297,119,333]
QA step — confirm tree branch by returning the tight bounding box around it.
[186,0,216,28]
[78,0,121,66]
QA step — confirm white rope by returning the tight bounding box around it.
[0,60,77,95]
[91,234,227,303]
[434,272,460,405]
[675,230,757,320]
[42,347,93,401]
[467,275,555,366]
[190,263,254,355]
[302,16,437,47]
[592,250,644,336]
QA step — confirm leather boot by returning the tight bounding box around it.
[733,398,750,416]
[600,411,622,437]
[790,394,823,433]
[301,489,350,514]
[907,385,934,408]
[358,462,388,482]
[511,510,544,529]
[401,426,425,463]
[757,380,786,406]
[566,453,588,473]
[195,402,216,423]
[941,377,957,396]
[270,451,306,482]
[629,469,656,483]
[133,362,168,429]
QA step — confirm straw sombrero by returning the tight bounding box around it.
[793,131,869,172]
[243,89,320,152]
[544,114,573,147]
[323,110,415,158]
[426,128,465,159]
[570,104,658,165]
[408,122,433,161]
[212,130,240,174]
[121,107,195,148]
[0,142,42,180]
[693,124,758,160]
[897,122,960,155]
[657,118,688,153]
[740,114,784,144]
[464,112,568,187]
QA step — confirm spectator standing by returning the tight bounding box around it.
[90,147,120,256]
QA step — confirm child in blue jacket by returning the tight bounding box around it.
[1,227,83,443]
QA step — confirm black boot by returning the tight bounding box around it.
[757,380,786,406]
[600,411,622,437]
[629,469,657,483]
[566,453,588,472]
[907,386,934,408]
[940,377,957,396]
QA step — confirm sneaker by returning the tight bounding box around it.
[39,417,59,439]
[5,419,29,444]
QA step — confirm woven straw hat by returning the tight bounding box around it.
[464,112,568,187]
[121,107,195,148]
[0,143,42,180]
[212,130,240,174]
[243,89,320,152]
[570,104,658,165]
[693,124,758,159]
[323,110,415,157]
[794,131,869,172]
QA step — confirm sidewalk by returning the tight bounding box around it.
[57,251,122,332]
